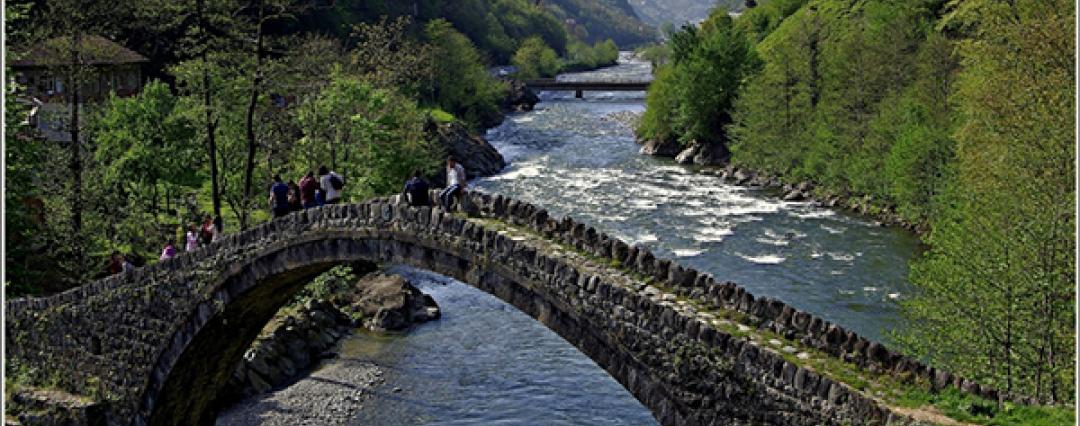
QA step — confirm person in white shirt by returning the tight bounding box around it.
[318,165,344,204]
[438,156,467,210]
[185,224,199,252]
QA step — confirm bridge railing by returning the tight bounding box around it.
[446,189,1034,406]
[6,191,1035,407]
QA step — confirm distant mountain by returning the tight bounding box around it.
[628,0,744,26]
[544,0,657,47]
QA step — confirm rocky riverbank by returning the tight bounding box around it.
[214,356,385,426]
[702,163,920,232]
[427,80,538,186]
[215,272,440,424]
[429,120,506,183]
[636,136,920,232]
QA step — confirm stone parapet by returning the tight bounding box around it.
[5,195,1015,426]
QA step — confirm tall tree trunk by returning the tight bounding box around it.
[68,30,83,263]
[243,2,264,226]
[199,0,222,222]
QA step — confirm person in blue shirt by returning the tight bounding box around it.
[268,174,291,218]
[402,170,430,206]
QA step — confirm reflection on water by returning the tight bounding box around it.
[346,266,658,426]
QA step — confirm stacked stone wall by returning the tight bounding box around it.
[6,195,1015,426]
[459,191,1024,405]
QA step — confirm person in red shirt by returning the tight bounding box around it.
[200,215,215,244]
[108,251,124,275]
[299,171,318,209]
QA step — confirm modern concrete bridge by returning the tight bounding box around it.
[5,193,1012,426]
[524,78,650,97]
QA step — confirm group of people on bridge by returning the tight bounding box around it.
[403,156,469,210]
[110,157,470,277]
[268,165,346,219]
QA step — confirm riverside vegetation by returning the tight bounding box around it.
[5,0,643,297]
[636,0,1074,414]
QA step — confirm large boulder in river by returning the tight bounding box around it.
[428,119,506,186]
[502,80,539,113]
[639,138,682,157]
[348,274,441,332]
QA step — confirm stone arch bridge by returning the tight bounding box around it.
[6,193,1008,426]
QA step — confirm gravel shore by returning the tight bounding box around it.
[215,356,384,426]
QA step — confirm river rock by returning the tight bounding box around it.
[783,190,805,201]
[349,273,441,332]
[733,169,753,185]
[674,144,700,164]
[502,80,539,113]
[692,142,729,166]
[639,138,682,157]
[428,119,506,186]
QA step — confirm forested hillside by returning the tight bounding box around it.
[4,0,630,296]
[545,0,654,47]
[630,0,743,26]
[638,0,1074,406]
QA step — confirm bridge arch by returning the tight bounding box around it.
[6,194,1001,426]
[144,227,626,425]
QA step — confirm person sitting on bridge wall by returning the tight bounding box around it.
[403,169,431,207]
[439,156,467,211]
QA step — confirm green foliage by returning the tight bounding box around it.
[729,0,952,217]
[897,388,1075,426]
[290,265,357,306]
[641,0,1075,404]
[90,81,199,190]
[895,0,1074,403]
[294,71,438,199]
[423,19,508,129]
[542,0,654,47]
[563,39,619,71]
[428,108,456,124]
[511,36,561,79]
[636,12,760,146]
[84,80,200,261]
[349,16,434,97]
[737,0,810,42]
[414,0,570,64]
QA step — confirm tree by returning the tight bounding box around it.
[295,72,437,199]
[239,0,304,228]
[637,13,759,148]
[511,36,560,79]
[348,15,432,96]
[423,19,508,129]
[26,0,131,278]
[87,81,199,255]
[671,14,759,146]
[143,0,244,222]
[896,0,1074,403]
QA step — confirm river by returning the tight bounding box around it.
[219,55,920,425]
